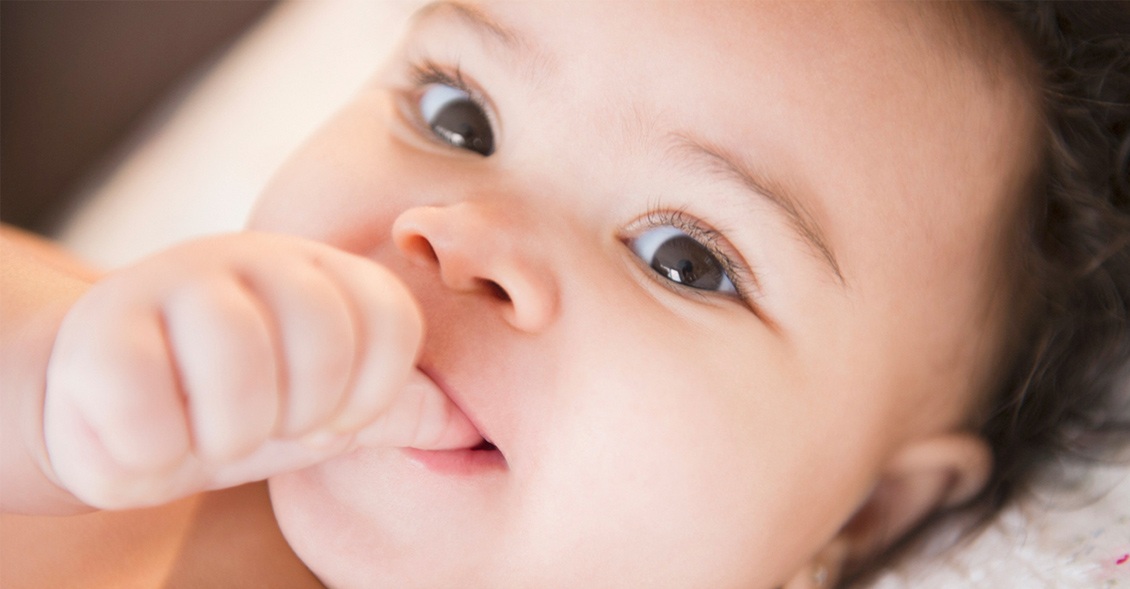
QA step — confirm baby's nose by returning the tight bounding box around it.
[391,204,559,333]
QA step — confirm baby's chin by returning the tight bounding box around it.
[267,472,325,568]
[267,462,384,580]
[267,456,484,588]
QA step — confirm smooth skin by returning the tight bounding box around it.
[5,231,480,513]
[46,232,485,510]
[0,1,1042,588]
[260,2,1040,588]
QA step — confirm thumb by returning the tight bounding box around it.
[203,370,482,493]
[354,369,483,450]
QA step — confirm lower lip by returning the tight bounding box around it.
[401,447,508,476]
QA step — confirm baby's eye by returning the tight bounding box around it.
[418,83,494,156]
[630,225,737,294]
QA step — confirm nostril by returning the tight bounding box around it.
[479,279,511,302]
[418,239,439,264]
[402,234,439,265]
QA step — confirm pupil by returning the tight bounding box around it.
[430,99,494,156]
[675,259,697,283]
[651,235,724,290]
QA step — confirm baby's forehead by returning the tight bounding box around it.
[423,1,1037,112]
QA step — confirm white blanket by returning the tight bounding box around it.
[873,466,1130,587]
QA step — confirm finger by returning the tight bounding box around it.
[355,369,481,450]
[49,412,208,509]
[164,276,279,462]
[241,260,355,438]
[44,388,180,509]
[48,304,191,473]
[203,435,356,492]
[313,251,424,433]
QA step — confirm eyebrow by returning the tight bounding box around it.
[411,1,556,87]
[413,0,558,87]
[670,134,846,285]
[413,1,524,49]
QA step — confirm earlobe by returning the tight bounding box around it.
[780,433,991,588]
[838,433,992,578]
[780,538,848,589]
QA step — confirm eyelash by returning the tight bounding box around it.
[410,59,467,92]
[405,59,498,149]
[631,207,760,306]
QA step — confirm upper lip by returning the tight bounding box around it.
[417,363,497,450]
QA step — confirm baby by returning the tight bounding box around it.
[2,1,1128,588]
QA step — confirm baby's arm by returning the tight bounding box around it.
[2,229,479,514]
[1,226,98,514]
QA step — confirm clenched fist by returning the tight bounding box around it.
[44,233,478,509]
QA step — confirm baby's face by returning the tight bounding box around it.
[255,2,1037,587]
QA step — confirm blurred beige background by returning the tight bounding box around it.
[3,0,425,268]
[1,1,274,233]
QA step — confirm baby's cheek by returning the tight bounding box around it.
[247,99,393,243]
[511,395,789,585]
[249,162,380,249]
[268,469,352,583]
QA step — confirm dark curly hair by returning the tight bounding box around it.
[980,0,1130,504]
[846,1,1130,586]
[978,0,1130,516]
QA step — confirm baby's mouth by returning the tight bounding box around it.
[465,431,505,463]
[403,436,507,474]
[471,439,499,452]
[411,364,508,473]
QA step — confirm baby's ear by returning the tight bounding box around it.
[781,433,991,588]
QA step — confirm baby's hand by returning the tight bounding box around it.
[43,233,477,509]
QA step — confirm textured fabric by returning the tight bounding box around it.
[870,466,1130,588]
